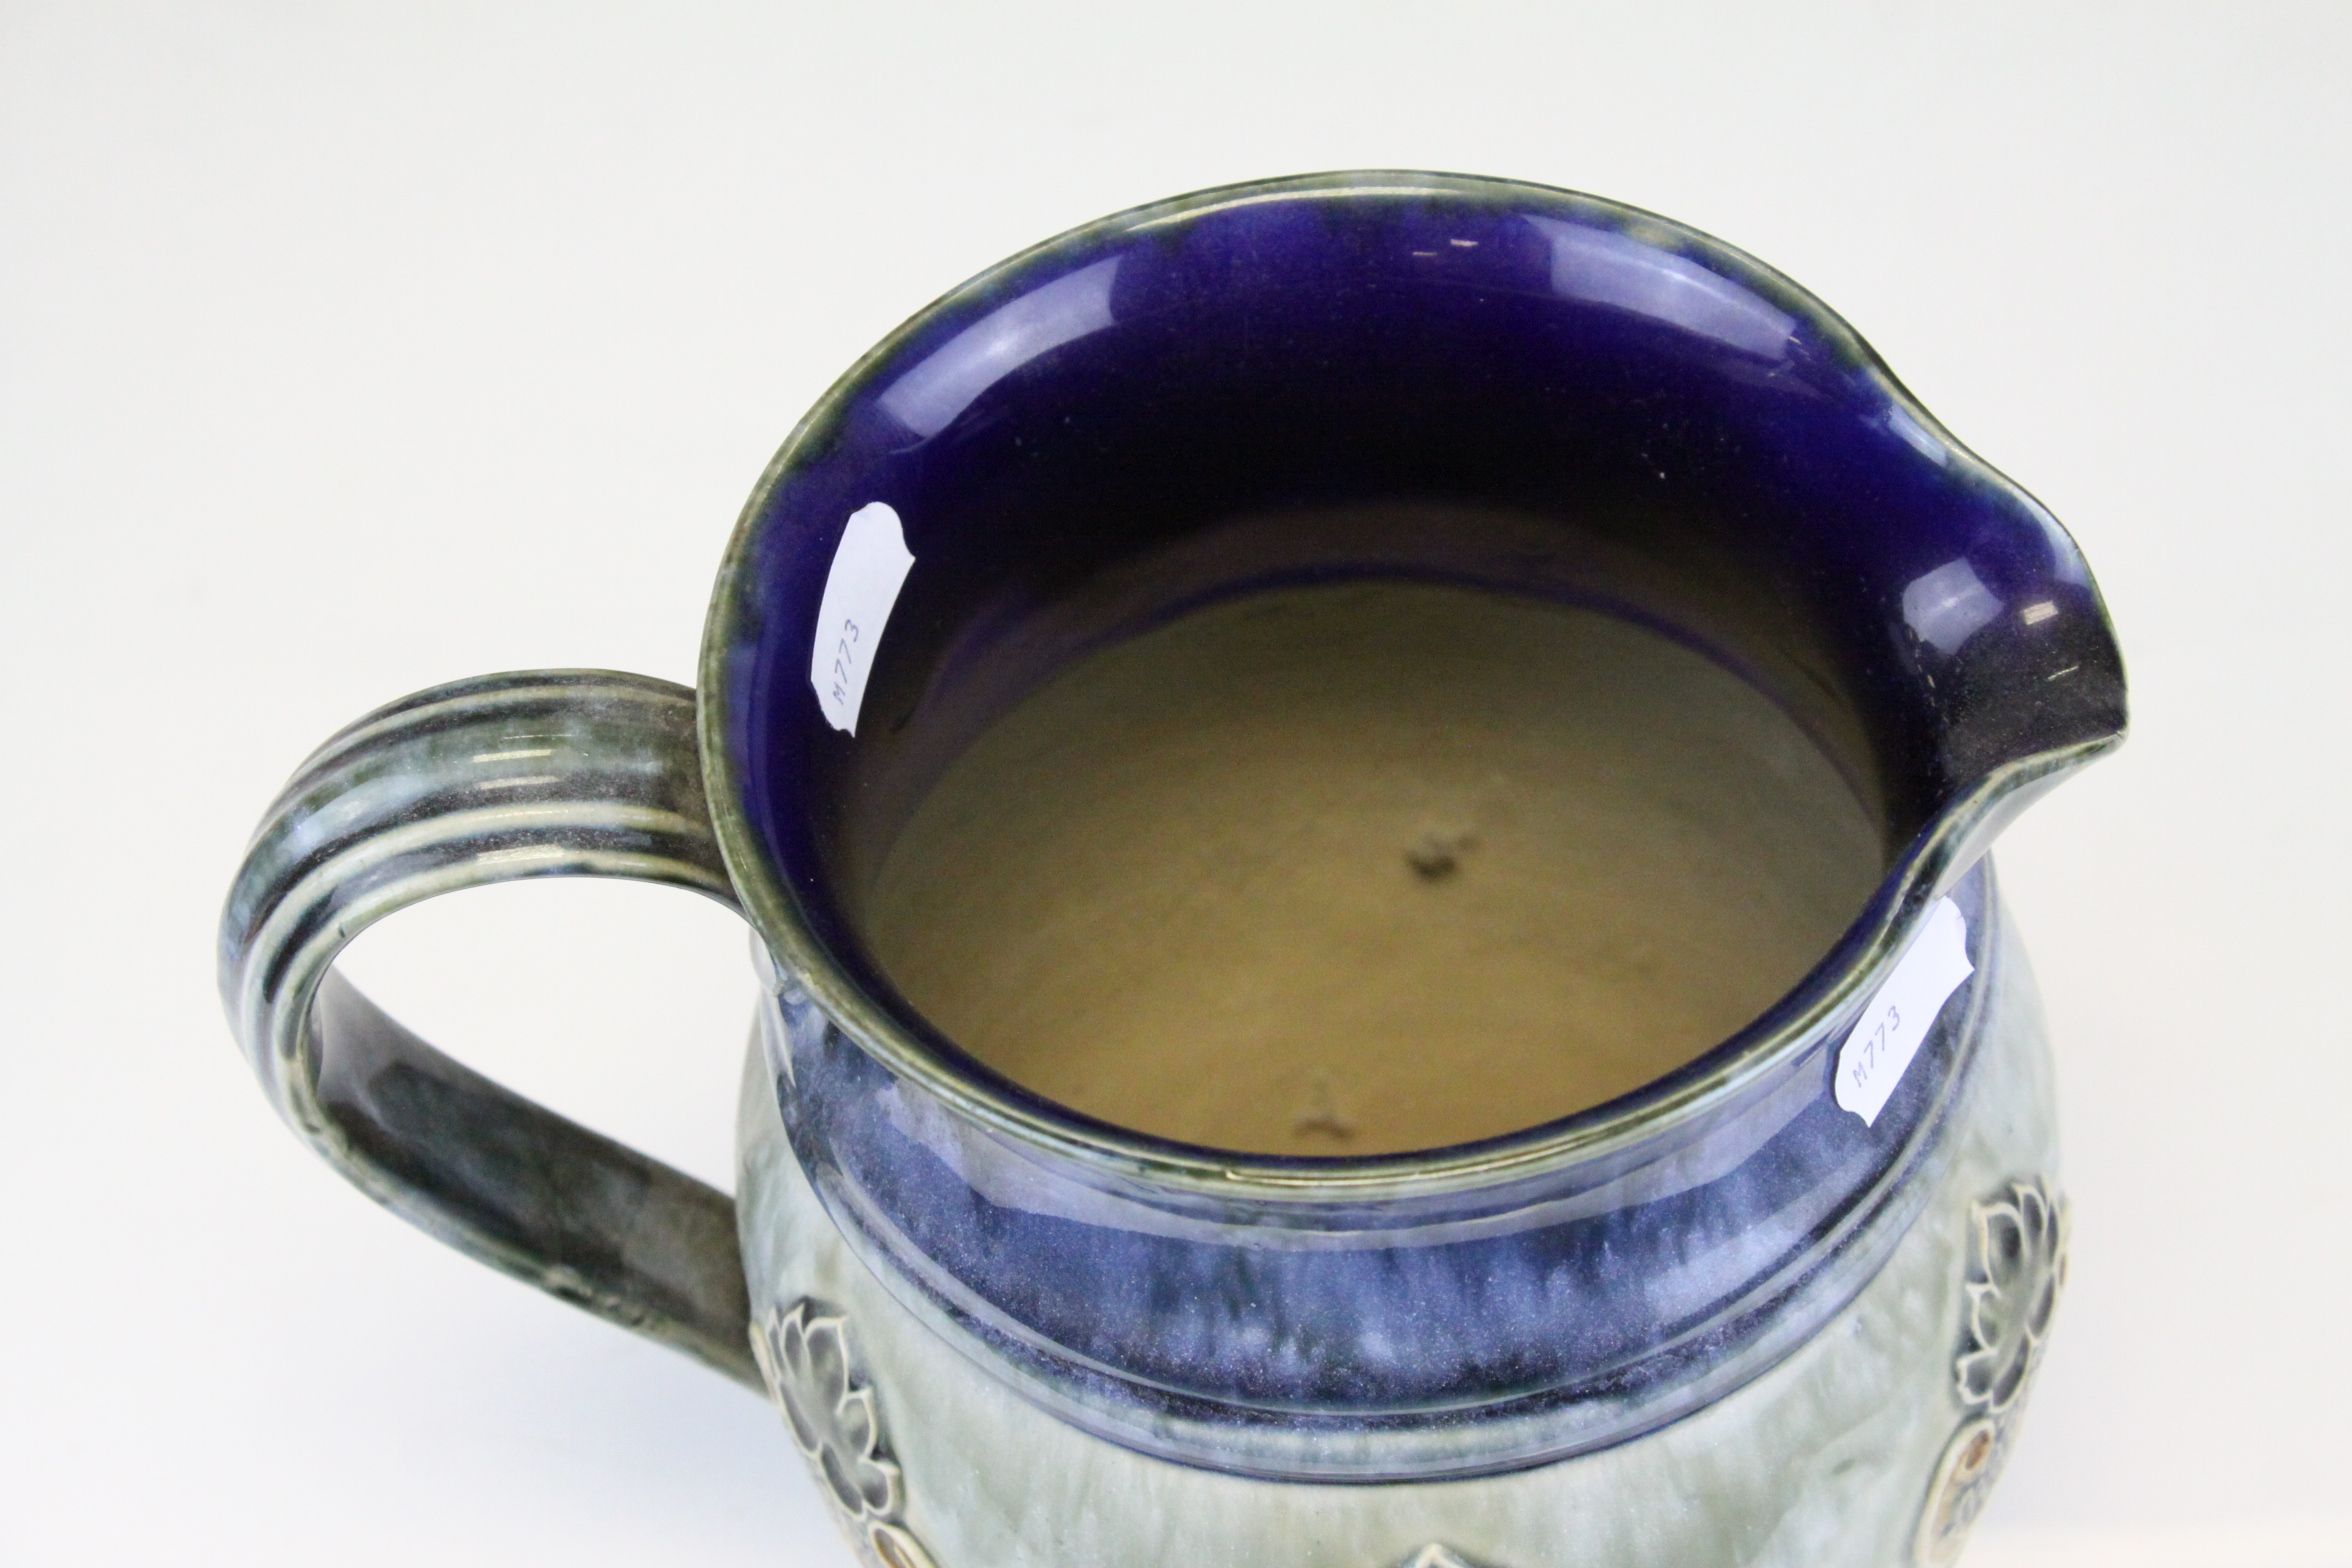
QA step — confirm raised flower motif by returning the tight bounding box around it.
[1915,1176,2070,1565]
[1954,1179,2068,1415]
[752,1300,901,1522]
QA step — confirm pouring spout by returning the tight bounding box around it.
[1872,466,2126,903]
[1902,522,2123,773]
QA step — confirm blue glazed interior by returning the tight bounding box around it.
[711,174,2125,1471]
[722,176,2121,1059]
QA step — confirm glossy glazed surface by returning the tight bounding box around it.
[214,170,2126,1566]
[739,877,2064,1558]
[761,859,1991,1477]
[708,175,2123,1189]
[218,672,757,1384]
[683,173,2125,1477]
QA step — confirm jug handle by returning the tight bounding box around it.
[217,669,758,1388]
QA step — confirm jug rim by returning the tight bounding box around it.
[698,168,2125,1203]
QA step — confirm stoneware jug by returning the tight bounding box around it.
[219,171,2126,1568]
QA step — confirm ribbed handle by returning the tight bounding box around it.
[218,670,758,1385]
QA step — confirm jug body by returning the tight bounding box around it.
[217,172,2121,1568]
[736,859,2066,1568]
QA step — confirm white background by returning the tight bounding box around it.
[4,3,2346,1563]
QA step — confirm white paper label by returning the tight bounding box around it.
[1834,897,1973,1127]
[809,502,915,735]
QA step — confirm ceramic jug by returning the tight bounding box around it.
[219,171,2125,1567]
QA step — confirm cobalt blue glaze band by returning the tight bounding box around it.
[759,863,1991,1479]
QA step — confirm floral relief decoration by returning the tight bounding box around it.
[753,1299,939,1568]
[1915,1178,2069,1567]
